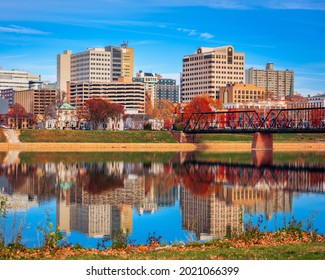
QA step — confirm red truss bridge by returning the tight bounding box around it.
[183,107,325,150]
[181,161,325,194]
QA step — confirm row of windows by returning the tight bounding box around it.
[234,94,263,98]
[183,65,243,71]
[90,53,111,57]
[183,81,241,88]
[184,61,244,67]
[234,90,263,94]
[183,71,242,77]
[183,76,244,82]
[183,67,244,72]
[185,54,244,61]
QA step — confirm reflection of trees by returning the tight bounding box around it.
[82,164,124,194]
[179,162,325,194]
[177,165,218,197]
[1,164,57,201]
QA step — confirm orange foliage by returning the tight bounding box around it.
[183,94,214,122]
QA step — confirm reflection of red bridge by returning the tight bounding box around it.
[183,108,325,150]
[181,161,325,194]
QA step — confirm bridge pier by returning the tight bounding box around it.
[251,132,273,151]
[252,150,273,166]
[251,133,273,166]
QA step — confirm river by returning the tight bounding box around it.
[0,151,324,248]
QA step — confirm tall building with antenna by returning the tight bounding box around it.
[57,42,134,92]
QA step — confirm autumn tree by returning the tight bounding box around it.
[145,90,153,115]
[85,98,110,129]
[11,103,27,115]
[85,98,125,130]
[152,100,176,129]
[76,104,90,129]
[183,95,213,122]
[9,103,28,129]
[106,102,125,130]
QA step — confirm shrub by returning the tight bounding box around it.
[37,219,65,251]
[144,123,152,131]
[147,232,162,246]
[172,123,183,131]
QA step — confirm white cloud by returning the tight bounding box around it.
[188,30,198,36]
[0,25,49,35]
[155,0,325,10]
[0,55,27,59]
[177,27,214,40]
[199,32,214,39]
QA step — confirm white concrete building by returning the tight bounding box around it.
[181,45,245,103]
[0,66,41,91]
[57,44,134,92]
[308,93,325,107]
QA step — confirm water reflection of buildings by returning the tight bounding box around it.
[180,185,293,240]
[178,161,315,240]
[180,186,243,240]
[138,162,178,214]
[226,187,292,220]
[0,162,57,211]
[57,162,145,237]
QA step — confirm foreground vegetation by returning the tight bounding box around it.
[0,231,324,260]
[19,129,178,143]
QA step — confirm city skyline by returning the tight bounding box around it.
[0,0,324,96]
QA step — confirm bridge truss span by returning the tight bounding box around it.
[183,107,325,134]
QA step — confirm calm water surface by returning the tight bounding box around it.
[0,151,324,248]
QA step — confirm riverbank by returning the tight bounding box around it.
[0,142,325,152]
[0,129,324,152]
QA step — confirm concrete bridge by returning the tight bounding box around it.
[183,107,325,150]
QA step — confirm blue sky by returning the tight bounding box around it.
[0,0,324,96]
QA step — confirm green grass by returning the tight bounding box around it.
[19,152,178,164]
[195,151,325,165]
[66,242,325,260]
[197,133,325,143]
[19,129,178,143]
[16,130,325,144]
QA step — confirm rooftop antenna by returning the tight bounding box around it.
[121,41,129,48]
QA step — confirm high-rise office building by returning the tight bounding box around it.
[156,79,179,104]
[0,66,41,91]
[57,43,134,92]
[133,71,179,107]
[245,63,294,98]
[181,45,245,103]
[120,42,134,79]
